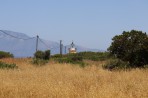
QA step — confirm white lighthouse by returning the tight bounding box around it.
[69,41,77,54]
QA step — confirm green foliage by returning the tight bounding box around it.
[68,54,83,62]
[0,51,13,59]
[32,58,48,66]
[0,61,17,69]
[55,54,83,63]
[52,52,110,62]
[52,52,111,67]
[53,54,87,67]
[51,54,62,58]
[103,59,130,70]
[34,51,44,59]
[78,52,111,61]
[34,50,50,60]
[108,30,148,67]
[44,50,51,60]
[33,50,50,66]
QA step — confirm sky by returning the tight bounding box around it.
[0,0,148,50]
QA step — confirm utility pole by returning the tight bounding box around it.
[60,40,62,55]
[36,35,39,52]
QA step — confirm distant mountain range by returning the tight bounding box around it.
[0,30,102,57]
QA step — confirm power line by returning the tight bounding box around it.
[38,38,60,50]
[38,38,51,49]
[50,46,59,50]
[0,30,62,54]
[0,30,35,40]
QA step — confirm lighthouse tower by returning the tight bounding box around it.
[69,41,77,54]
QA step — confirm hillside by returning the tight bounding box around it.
[0,30,101,57]
[0,30,60,57]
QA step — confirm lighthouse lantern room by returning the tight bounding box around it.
[69,41,77,54]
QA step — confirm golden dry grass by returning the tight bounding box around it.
[0,58,148,98]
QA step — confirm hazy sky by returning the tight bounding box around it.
[0,0,148,50]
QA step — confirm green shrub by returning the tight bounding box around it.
[0,51,13,59]
[89,55,100,61]
[52,52,111,62]
[68,54,83,62]
[34,51,45,59]
[108,30,148,67]
[55,56,82,64]
[102,59,130,70]
[44,50,50,60]
[78,52,111,61]
[52,52,112,67]
[32,58,48,66]
[34,50,50,60]
[33,50,50,66]
[56,57,72,63]
[0,61,17,69]
[51,54,62,58]
[53,53,88,67]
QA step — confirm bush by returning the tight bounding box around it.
[0,61,17,69]
[53,54,87,67]
[78,52,111,61]
[34,50,50,60]
[108,30,148,67]
[44,50,50,60]
[56,57,72,63]
[52,52,111,62]
[33,50,50,66]
[34,51,45,59]
[52,52,112,67]
[32,58,48,66]
[68,54,83,62]
[102,59,130,70]
[55,54,83,63]
[51,54,62,58]
[0,51,13,59]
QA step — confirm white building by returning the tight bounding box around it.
[69,41,77,54]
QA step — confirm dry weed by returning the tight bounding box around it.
[0,58,148,98]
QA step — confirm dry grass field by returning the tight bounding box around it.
[0,58,148,98]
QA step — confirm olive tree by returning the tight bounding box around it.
[108,30,148,67]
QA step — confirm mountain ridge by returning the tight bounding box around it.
[0,30,102,57]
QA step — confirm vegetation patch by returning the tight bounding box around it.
[78,51,111,61]
[102,59,130,70]
[0,61,17,69]
[34,50,50,60]
[53,54,87,67]
[108,30,148,68]
[32,58,48,66]
[52,52,111,67]
[52,52,112,67]
[0,51,13,59]
[32,50,50,66]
